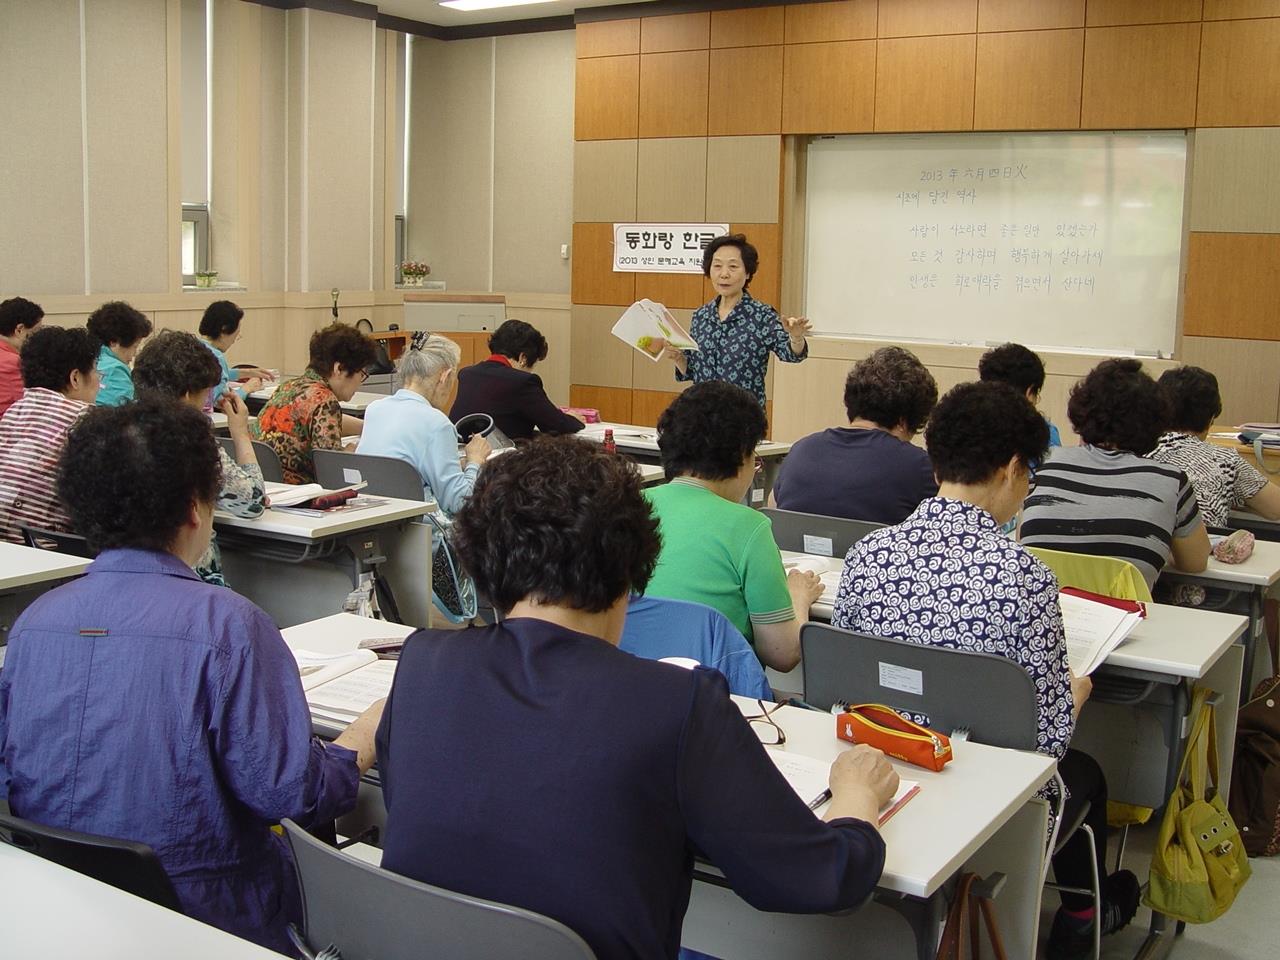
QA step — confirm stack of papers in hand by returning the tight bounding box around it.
[292,648,395,725]
[1059,591,1144,676]
[782,555,842,607]
[766,750,920,826]
[611,300,699,361]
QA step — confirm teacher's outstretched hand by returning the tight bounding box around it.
[782,315,812,352]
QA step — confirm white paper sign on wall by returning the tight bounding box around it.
[612,223,729,273]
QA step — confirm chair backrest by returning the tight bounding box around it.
[761,507,884,559]
[18,525,95,559]
[801,622,1040,751]
[1025,546,1153,603]
[283,820,596,960]
[0,812,180,911]
[311,450,425,501]
[216,437,285,484]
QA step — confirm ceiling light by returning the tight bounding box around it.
[439,0,556,10]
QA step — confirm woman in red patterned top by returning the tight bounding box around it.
[255,323,377,484]
[0,326,100,542]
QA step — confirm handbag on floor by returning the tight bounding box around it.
[1145,687,1251,923]
[934,872,1007,960]
[1228,674,1280,856]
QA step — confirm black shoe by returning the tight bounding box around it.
[1046,871,1140,960]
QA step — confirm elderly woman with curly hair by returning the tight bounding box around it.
[1020,358,1210,590]
[772,346,938,523]
[375,434,896,960]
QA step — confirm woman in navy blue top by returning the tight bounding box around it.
[377,435,895,960]
[663,233,810,407]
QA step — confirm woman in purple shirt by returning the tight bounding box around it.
[0,401,383,952]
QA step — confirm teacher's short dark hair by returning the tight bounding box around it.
[656,380,767,481]
[451,435,660,615]
[487,319,549,366]
[702,233,759,287]
[20,326,98,392]
[978,343,1046,397]
[0,297,44,336]
[59,400,222,554]
[134,329,221,398]
[1069,358,1169,455]
[87,300,153,349]
[1158,366,1222,435]
[308,322,377,377]
[844,346,938,433]
[926,382,1049,485]
[199,300,245,339]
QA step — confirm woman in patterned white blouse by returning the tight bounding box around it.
[661,234,810,407]
[833,382,1138,960]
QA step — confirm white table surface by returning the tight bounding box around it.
[215,494,431,540]
[1162,538,1280,588]
[730,694,1053,899]
[281,611,415,655]
[250,383,384,414]
[580,421,792,457]
[0,844,283,960]
[0,541,91,592]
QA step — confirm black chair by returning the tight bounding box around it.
[0,812,181,911]
[18,525,95,559]
[216,437,285,484]
[312,449,425,501]
[761,507,884,560]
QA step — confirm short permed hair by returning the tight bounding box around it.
[844,346,938,433]
[0,297,44,337]
[59,400,222,554]
[702,233,759,288]
[451,435,661,614]
[20,326,98,392]
[1068,358,1169,455]
[199,300,244,339]
[1158,366,1222,435]
[307,322,377,377]
[134,330,221,399]
[87,300,153,349]
[926,382,1049,485]
[978,342,1047,397]
[656,380,766,481]
[488,319,549,366]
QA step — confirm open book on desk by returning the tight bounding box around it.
[292,649,396,725]
[782,555,842,608]
[1059,591,1144,676]
[264,480,367,508]
[767,750,920,826]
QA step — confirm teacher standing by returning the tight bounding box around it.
[664,233,811,407]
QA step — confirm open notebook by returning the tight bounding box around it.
[767,750,919,826]
[1059,592,1143,676]
[292,649,395,725]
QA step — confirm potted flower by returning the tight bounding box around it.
[194,270,219,288]
[401,260,430,287]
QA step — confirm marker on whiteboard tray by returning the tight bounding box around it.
[1135,348,1164,359]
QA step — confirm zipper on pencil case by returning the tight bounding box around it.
[856,713,948,758]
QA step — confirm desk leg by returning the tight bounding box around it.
[1242,587,1264,698]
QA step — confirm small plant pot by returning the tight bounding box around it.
[195,273,219,288]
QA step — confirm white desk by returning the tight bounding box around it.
[0,542,92,650]
[249,384,385,414]
[281,611,415,656]
[1228,508,1280,542]
[0,844,282,960]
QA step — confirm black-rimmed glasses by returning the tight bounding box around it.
[743,699,786,746]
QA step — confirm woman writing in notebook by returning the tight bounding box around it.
[661,233,810,408]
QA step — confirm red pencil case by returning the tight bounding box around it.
[836,704,952,772]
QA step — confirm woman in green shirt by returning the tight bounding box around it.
[87,300,152,407]
[643,381,822,671]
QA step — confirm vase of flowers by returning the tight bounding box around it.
[401,261,430,287]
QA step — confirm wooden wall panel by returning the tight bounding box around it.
[875,35,977,132]
[705,135,781,224]
[1181,336,1280,425]
[784,0,877,42]
[1080,23,1200,128]
[708,47,783,135]
[783,40,875,133]
[1189,128,1280,233]
[974,29,1083,130]
[570,384,633,422]
[977,0,1084,31]
[571,222,636,306]
[634,272,707,309]
[1197,19,1280,127]
[640,13,710,53]
[573,139,638,222]
[576,19,639,59]
[879,0,978,38]
[574,56,638,140]
[1183,232,1280,341]
[632,389,683,426]
[636,137,707,220]
[570,304,635,387]
[1204,0,1280,16]
[736,222,783,310]
[638,51,709,138]
[1085,0,1204,25]
[711,7,784,47]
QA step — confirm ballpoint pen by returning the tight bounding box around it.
[808,788,832,811]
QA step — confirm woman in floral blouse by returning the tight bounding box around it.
[133,330,266,586]
[255,323,377,484]
[662,233,810,407]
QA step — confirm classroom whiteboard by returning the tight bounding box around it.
[804,132,1188,356]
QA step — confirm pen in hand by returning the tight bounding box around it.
[808,788,832,811]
